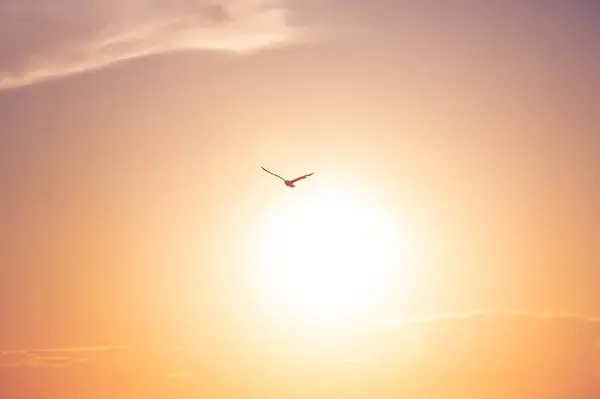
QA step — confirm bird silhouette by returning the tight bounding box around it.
[262,166,314,188]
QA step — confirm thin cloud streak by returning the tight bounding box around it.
[376,309,600,327]
[0,0,301,89]
[0,356,87,369]
[362,309,600,398]
[0,345,131,355]
[0,346,130,368]
[27,345,132,353]
[0,312,598,397]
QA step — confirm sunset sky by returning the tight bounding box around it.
[1,1,599,398]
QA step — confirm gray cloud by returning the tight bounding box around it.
[0,0,299,89]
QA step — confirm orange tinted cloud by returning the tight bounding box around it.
[0,346,129,368]
[365,310,600,398]
[0,312,598,397]
[26,345,132,354]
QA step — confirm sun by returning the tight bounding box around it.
[253,185,417,329]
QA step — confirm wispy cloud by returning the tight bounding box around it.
[0,356,87,369]
[26,345,132,354]
[0,345,130,368]
[0,0,302,89]
[377,309,600,326]
[0,313,598,397]
[366,309,600,398]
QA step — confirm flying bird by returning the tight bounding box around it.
[261,167,314,188]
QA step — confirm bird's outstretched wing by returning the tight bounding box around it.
[290,172,314,183]
[261,166,286,181]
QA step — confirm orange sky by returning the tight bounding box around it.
[1,1,599,398]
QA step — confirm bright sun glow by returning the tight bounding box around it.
[254,186,417,329]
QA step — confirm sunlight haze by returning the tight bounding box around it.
[1,1,599,398]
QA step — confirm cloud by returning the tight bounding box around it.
[361,310,600,398]
[1,313,598,398]
[378,309,600,326]
[0,0,301,89]
[0,345,129,368]
[25,345,131,354]
[0,354,86,369]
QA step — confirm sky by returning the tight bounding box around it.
[1,0,599,398]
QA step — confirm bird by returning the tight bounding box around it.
[261,166,314,188]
